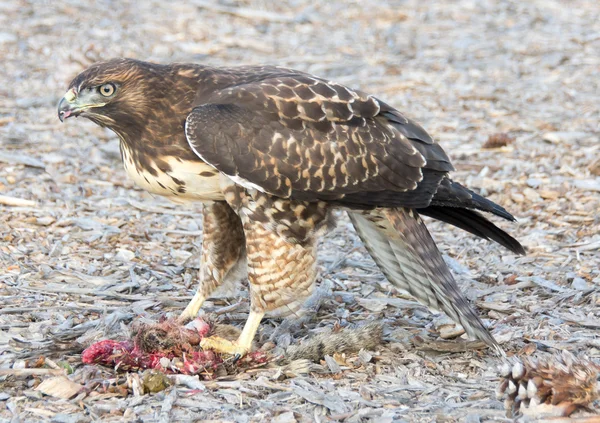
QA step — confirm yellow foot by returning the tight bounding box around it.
[200,310,265,359]
[178,292,206,323]
[200,336,250,357]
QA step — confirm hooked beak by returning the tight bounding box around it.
[57,88,80,122]
[58,88,106,122]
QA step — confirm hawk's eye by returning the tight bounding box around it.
[99,83,116,97]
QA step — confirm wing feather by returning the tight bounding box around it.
[185,71,454,207]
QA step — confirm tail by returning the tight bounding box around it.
[418,178,525,255]
[419,206,525,255]
[348,208,503,354]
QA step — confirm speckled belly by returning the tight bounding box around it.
[121,147,225,203]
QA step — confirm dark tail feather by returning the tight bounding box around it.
[430,178,516,222]
[418,205,526,255]
[464,189,516,222]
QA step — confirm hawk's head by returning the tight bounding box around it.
[58,58,168,133]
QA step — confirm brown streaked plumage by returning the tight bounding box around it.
[58,58,525,357]
[180,201,246,321]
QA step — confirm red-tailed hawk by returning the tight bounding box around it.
[58,59,524,357]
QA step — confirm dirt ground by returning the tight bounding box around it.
[1,0,599,422]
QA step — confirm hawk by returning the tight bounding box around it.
[58,59,524,357]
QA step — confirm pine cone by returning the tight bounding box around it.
[482,133,515,149]
[497,351,600,418]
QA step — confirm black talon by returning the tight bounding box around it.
[232,354,242,364]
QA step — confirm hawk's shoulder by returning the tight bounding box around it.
[185,67,454,209]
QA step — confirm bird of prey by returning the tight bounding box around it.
[58,59,524,357]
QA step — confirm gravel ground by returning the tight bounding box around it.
[1,0,599,422]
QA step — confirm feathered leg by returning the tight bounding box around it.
[349,207,502,354]
[179,201,246,321]
[200,183,327,356]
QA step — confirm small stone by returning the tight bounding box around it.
[12,360,26,370]
[142,371,171,393]
[573,179,600,192]
[542,132,591,143]
[571,277,588,290]
[0,32,17,43]
[439,324,466,339]
[523,188,541,202]
[170,249,193,263]
[272,411,297,423]
[526,178,544,188]
[538,190,560,200]
[159,357,171,369]
[114,248,135,262]
[511,193,525,203]
[36,216,56,226]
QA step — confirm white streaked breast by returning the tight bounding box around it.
[121,145,225,203]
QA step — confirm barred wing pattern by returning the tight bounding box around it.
[185,69,454,209]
